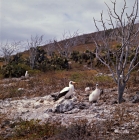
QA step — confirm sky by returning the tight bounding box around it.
[0,0,138,51]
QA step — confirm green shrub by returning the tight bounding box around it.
[1,63,27,78]
[0,73,4,79]
[93,75,114,86]
[28,69,41,76]
[70,72,83,82]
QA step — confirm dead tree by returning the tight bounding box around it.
[44,39,56,57]
[27,35,44,69]
[54,31,78,58]
[93,0,139,103]
[0,41,20,65]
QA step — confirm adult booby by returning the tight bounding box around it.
[59,81,76,99]
[89,84,101,103]
[25,71,29,78]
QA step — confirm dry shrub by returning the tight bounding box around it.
[93,75,115,89]
[0,69,115,100]
[57,119,92,140]
[105,104,139,139]
[13,119,61,140]
[0,113,10,140]
[1,115,139,140]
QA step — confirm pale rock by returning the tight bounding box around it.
[18,88,24,91]
[34,104,43,109]
[65,108,80,114]
[123,129,129,134]
[114,129,120,134]
[85,87,90,92]
[96,73,103,76]
[53,99,74,113]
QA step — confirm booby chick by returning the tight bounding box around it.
[89,84,101,103]
[59,81,76,99]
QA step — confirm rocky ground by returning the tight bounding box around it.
[0,77,139,139]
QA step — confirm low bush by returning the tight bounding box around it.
[13,119,60,139]
[1,63,28,78]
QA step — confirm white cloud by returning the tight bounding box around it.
[0,0,138,47]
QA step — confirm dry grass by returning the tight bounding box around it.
[0,67,137,100]
[0,70,102,99]
[72,43,95,52]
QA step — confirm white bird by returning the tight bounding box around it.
[89,84,101,103]
[25,71,29,78]
[120,74,123,78]
[85,87,90,92]
[59,81,76,99]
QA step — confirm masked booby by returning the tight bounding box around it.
[25,71,29,78]
[59,81,76,99]
[89,84,101,103]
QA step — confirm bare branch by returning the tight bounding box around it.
[0,41,20,64]
[54,31,79,58]
[27,35,44,69]
[93,0,139,103]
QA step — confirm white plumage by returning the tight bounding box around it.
[85,87,90,92]
[60,81,76,99]
[120,74,123,78]
[25,71,29,78]
[89,84,101,103]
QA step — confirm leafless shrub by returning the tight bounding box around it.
[57,119,91,140]
[93,0,139,103]
[0,41,20,65]
[27,35,44,69]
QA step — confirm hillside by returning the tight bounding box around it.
[0,24,139,139]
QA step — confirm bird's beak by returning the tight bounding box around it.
[72,82,76,84]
